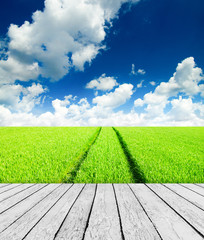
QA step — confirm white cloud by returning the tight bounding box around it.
[131,63,136,75]
[150,81,156,86]
[0,92,203,126]
[167,96,200,122]
[130,64,146,76]
[92,83,134,108]
[0,83,46,112]
[134,57,204,119]
[0,56,40,84]
[86,74,118,91]
[134,98,144,107]
[52,95,72,116]
[137,80,144,88]
[137,69,145,75]
[0,57,203,127]
[0,0,140,84]
[154,57,203,97]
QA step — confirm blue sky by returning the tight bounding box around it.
[0,0,203,126]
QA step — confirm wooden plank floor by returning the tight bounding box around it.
[0,184,203,240]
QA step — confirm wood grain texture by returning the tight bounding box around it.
[0,184,47,214]
[0,184,34,203]
[84,184,122,240]
[0,184,70,240]
[0,183,203,240]
[0,184,21,194]
[164,184,204,210]
[148,184,204,237]
[114,184,161,240]
[0,184,10,189]
[0,184,57,233]
[55,184,96,240]
[181,184,204,196]
[130,184,203,240]
[24,184,83,240]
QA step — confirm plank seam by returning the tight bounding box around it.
[54,184,87,239]
[162,184,204,211]
[112,184,125,240]
[179,184,204,197]
[81,183,98,240]
[0,184,60,233]
[146,184,204,238]
[195,184,204,189]
[0,184,22,195]
[128,184,163,240]
[0,184,37,204]
[0,184,48,215]
[0,184,10,189]
[22,184,75,239]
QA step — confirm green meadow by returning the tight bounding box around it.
[0,127,203,183]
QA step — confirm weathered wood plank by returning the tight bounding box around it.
[0,184,34,203]
[114,184,161,240]
[0,184,58,233]
[164,184,204,210]
[84,184,122,240]
[0,184,71,240]
[148,184,204,237]
[0,184,10,189]
[55,184,96,240]
[0,184,47,214]
[180,184,204,196]
[24,184,84,240]
[0,184,21,194]
[195,184,204,190]
[130,184,203,240]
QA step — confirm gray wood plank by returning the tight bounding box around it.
[180,184,204,197]
[0,184,58,233]
[0,184,71,240]
[84,184,122,240]
[114,184,161,240]
[148,184,204,237]
[24,184,84,240]
[0,184,21,194]
[164,184,204,210]
[55,184,96,240]
[195,184,204,189]
[130,184,203,240]
[0,184,34,203]
[0,184,47,214]
[0,184,10,189]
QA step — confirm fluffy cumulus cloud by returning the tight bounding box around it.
[0,80,135,126]
[0,48,204,127]
[0,0,139,84]
[134,57,204,124]
[0,0,140,125]
[92,83,134,108]
[86,73,118,91]
[0,83,46,112]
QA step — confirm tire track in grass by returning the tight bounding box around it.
[113,127,146,183]
[74,127,134,183]
[63,127,102,183]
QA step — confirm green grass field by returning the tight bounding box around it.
[0,127,99,182]
[0,127,203,183]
